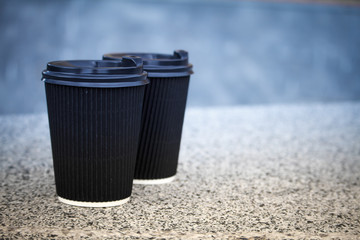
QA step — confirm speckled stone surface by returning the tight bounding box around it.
[0,103,360,239]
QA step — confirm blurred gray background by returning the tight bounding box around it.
[0,0,360,114]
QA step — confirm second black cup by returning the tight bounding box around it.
[103,50,193,184]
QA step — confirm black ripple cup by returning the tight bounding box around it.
[103,50,193,184]
[42,57,149,207]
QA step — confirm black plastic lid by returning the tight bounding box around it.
[42,57,149,88]
[103,50,193,78]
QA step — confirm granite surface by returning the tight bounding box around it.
[0,102,359,239]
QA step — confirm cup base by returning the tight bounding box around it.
[133,175,175,185]
[58,196,130,207]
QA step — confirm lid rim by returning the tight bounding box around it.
[147,71,193,78]
[42,78,150,88]
[42,70,148,80]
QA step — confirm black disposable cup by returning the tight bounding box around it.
[103,50,193,184]
[42,57,149,207]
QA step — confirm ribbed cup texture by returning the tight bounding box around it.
[135,76,190,180]
[45,83,144,202]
